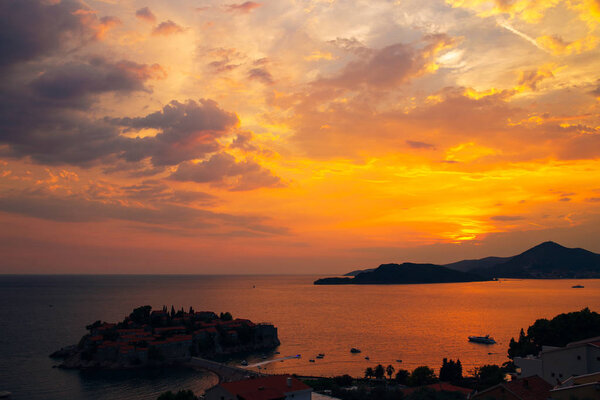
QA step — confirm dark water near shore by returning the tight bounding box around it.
[1,275,599,399]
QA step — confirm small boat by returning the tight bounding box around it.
[350,348,361,353]
[316,353,325,359]
[365,356,370,360]
[572,285,584,288]
[309,359,315,362]
[261,355,267,359]
[396,359,402,363]
[240,360,248,366]
[468,335,496,344]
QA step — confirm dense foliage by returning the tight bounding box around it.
[508,308,600,358]
[439,358,462,382]
[157,390,197,400]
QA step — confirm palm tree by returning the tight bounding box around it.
[375,364,385,380]
[365,367,374,379]
[386,364,395,380]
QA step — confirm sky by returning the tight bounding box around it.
[1,0,599,274]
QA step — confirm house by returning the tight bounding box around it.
[401,382,473,397]
[204,375,312,400]
[549,371,600,400]
[470,376,552,400]
[514,336,600,384]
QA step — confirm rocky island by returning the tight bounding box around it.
[51,306,280,369]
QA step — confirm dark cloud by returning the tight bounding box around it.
[170,152,283,191]
[30,58,165,106]
[490,215,525,221]
[230,132,258,151]
[0,0,93,70]
[248,67,274,84]
[152,20,184,36]
[0,192,286,236]
[226,2,262,13]
[135,7,156,23]
[120,180,218,205]
[114,99,239,166]
[406,140,436,150]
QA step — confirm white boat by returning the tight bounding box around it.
[468,335,496,344]
[240,360,248,366]
[316,353,324,359]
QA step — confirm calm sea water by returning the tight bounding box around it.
[1,275,599,399]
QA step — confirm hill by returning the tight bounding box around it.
[314,263,487,285]
[469,241,600,279]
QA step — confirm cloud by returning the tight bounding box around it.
[135,7,156,23]
[0,0,94,69]
[406,140,436,150]
[0,192,285,236]
[536,34,598,55]
[152,20,184,36]
[169,152,284,191]
[490,215,525,221]
[226,2,262,13]
[94,16,121,40]
[30,58,165,105]
[113,99,239,166]
[316,34,455,89]
[517,66,553,91]
[248,67,274,84]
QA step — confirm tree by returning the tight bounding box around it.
[439,358,462,382]
[396,369,410,385]
[170,305,176,318]
[386,364,395,380]
[365,367,374,379]
[157,390,197,400]
[220,311,233,321]
[508,308,600,358]
[409,366,437,386]
[375,364,385,380]
[475,364,505,390]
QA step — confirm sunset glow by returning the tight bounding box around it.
[1,0,599,273]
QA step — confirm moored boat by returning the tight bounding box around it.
[468,335,496,344]
[350,348,361,353]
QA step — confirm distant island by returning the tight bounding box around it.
[315,241,600,285]
[50,306,279,369]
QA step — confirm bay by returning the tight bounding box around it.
[0,275,599,399]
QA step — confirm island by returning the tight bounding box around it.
[50,306,280,369]
[316,241,600,284]
[315,263,487,285]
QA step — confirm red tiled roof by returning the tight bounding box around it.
[220,375,311,398]
[473,376,551,400]
[588,340,600,347]
[237,388,285,400]
[402,382,472,396]
[504,376,552,400]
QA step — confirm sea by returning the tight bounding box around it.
[1,275,599,400]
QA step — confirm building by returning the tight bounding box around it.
[400,382,473,397]
[204,375,312,400]
[470,376,552,400]
[514,336,600,384]
[549,371,600,400]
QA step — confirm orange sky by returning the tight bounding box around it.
[1,0,599,273]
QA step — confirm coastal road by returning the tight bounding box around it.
[245,355,301,368]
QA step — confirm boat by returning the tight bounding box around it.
[240,360,248,366]
[316,353,325,359]
[309,359,315,362]
[350,348,361,353]
[572,285,584,288]
[396,359,402,363]
[365,356,370,360]
[468,335,496,344]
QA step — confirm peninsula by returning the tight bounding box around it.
[50,306,279,369]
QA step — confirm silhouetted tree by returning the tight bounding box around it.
[170,305,176,318]
[375,364,385,380]
[396,369,410,385]
[439,358,462,382]
[474,364,505,390]
[365,367,374,379]
[220,311,233,321]
[386,364,395,380]
[409,366,437,386]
